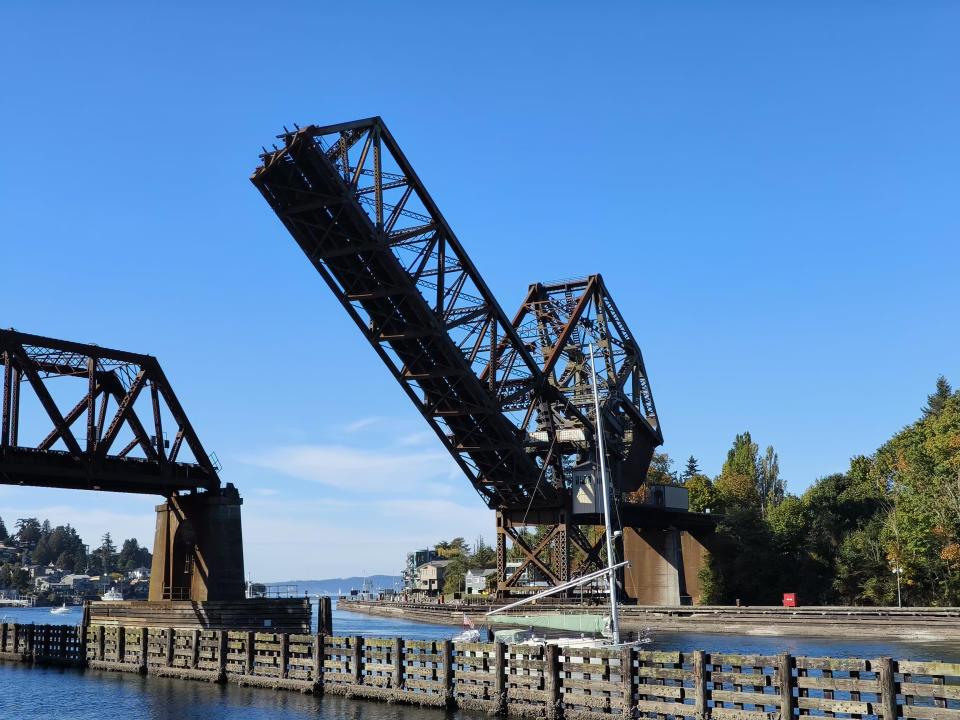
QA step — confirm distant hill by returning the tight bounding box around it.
[268,576,403,596]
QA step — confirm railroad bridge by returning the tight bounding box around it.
[1,117,713,607]
[0,329,244,602]
[252,117,714,602]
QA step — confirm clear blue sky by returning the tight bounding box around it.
[1,3,957,580]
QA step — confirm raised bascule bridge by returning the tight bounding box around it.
[251,117,714,604]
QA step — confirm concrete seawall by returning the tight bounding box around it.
[338,599,960,641]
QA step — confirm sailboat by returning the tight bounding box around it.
[484,344,650,649]
[49,603,72,615]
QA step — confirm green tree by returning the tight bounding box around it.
[435,537,468,559]
[647,452,679,485]
[685,473,717,513]
[922,375,953,418]
[98,532,117,575]
[15,518,42,546]
[698,506,781,604]
[0,563,30,592]
[0,516,8,542]
[757,445,785,517]
[681,456,701,482]
[117,538,152,571]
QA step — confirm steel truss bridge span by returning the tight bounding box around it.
[0,329,220,496]
[252,117,662,514]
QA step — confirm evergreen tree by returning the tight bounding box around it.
[117,538,152,571]
[757,445,785,517]
[0,516,7,542]
[922,375,953,418]
[15,518,42,546]
[681,456,700,481]
[99,532,117,575]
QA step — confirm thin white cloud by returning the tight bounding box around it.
[238,444,459,493]
[343,416,383,433]
[395,431,437,447]
[241,496,492,580]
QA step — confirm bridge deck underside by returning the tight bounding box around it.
[254,133,552,509]
[0,446,210,495]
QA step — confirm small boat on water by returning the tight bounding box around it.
[49,603,72,615]
[101,587,124,601]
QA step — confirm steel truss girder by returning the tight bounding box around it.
[509,275,663,494]
[252,117,592,509]
[0,330,219,496]
[496,508,624,597]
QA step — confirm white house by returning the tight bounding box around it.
[465,568,496,595]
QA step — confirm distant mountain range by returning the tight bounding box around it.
[267,576,403,596]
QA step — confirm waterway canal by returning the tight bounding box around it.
[3,600,960,719]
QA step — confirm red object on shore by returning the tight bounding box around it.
[782,593,797,607]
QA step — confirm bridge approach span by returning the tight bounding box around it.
[0,329,244,601]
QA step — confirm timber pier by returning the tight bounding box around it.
[3,619,960,720]
[339,599,960,641]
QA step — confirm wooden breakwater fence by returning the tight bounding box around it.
[2,622,960,720]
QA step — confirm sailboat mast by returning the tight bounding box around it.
[589,343,621,644]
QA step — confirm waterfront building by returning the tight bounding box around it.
[415,560,451,595]
[465,568,496,595]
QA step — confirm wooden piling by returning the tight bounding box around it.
[318,596,332,635]
[494,640,507,714]
[164,628,174,668]
[245,631,255,675]
[280,632,289,679]
[116,624,126,664]
[190,629,200,669]
[544,643,561,719]
[217,630,228,680]
[694,650,708,720]
[393,636,404,690]
[778,653,794,720]
[879,657,898,720]
[620,645,635,715]
[442,638,454,706]
[78,620,88,663]
[140,628,149,673]
[1,622,7,653]
[96,625,105,662]
[352,635,364,684]
[313,634,325,693]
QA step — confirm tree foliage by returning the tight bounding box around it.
[699,377,960,606]
[435,536,497,594]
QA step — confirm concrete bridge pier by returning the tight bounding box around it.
[622,527,710,605]
[148,484,245,601]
